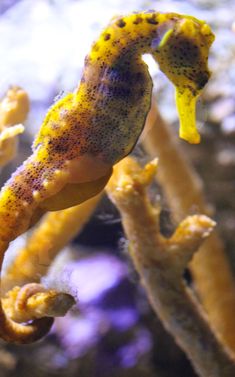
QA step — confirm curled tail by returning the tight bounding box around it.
[0,240,53,344]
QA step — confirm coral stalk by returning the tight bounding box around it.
[0,86,29,167]
[106,157,235,377]
[2,193,102,293]
[142,101,235,353]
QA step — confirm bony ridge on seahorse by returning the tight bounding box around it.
[0,11,214,343]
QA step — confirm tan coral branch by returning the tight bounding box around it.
[142,100,235,353]
[106,157,235,377]
[2,193,102,294]
[0,86,29,167]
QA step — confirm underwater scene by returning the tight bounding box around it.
[0,0,234,376]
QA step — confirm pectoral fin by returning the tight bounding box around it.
[40,168,112,211]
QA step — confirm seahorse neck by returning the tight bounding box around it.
[83,12,180,67]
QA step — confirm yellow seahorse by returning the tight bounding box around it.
[0,11,214,343]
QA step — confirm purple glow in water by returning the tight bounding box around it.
[106,308,139,331]
[55,313,101,358]
[59,254,128,304]
[117,329,152,368]
[51,252,152,367]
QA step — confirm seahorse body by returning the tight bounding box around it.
[0,11,214,343]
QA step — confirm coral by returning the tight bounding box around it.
[2,193,102,292]
[143,101,235,354]
[106,156,235,377]
[0,86,29,167]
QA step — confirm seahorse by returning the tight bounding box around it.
[0,11,214,343]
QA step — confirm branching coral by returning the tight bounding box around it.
[0,86,29,167]
[2,193,102,293]
[142,102,235,354]
[0,11,214,343]
[106,157,235,377]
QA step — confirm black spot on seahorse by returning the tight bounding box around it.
[146,15,158,25]
[116,19,126,28]
[133,16,143,25]
[103,33,111,41]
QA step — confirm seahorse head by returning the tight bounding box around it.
[151,15,214,93]
[151,15,215,143]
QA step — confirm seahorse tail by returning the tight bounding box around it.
[0,311,54,344]
[0,241,53,343]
